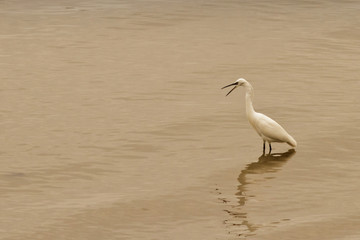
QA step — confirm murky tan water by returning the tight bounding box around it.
[1,0,360,239]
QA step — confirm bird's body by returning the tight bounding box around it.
[222,78,297,152]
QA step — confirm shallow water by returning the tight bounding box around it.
[0,0,360,239]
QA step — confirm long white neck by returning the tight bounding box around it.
[244,82,256,119]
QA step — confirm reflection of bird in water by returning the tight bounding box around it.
[222,78,297,153]
[224,149,296,237]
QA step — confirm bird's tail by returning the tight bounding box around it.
[287,135,297,147]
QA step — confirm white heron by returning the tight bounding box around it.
[222,78,297,152]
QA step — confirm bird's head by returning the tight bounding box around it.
[222,78,248,96]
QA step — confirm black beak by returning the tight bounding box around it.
[221,82,238,96]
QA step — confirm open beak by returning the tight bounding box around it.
[221,82,238,96]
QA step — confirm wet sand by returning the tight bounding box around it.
[0,0,360,239]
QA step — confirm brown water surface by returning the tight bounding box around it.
[1,1,360,239]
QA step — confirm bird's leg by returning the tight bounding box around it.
[263,141,266,153]
[269,143,272,153]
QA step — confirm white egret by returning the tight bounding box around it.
[222,78,297,152]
